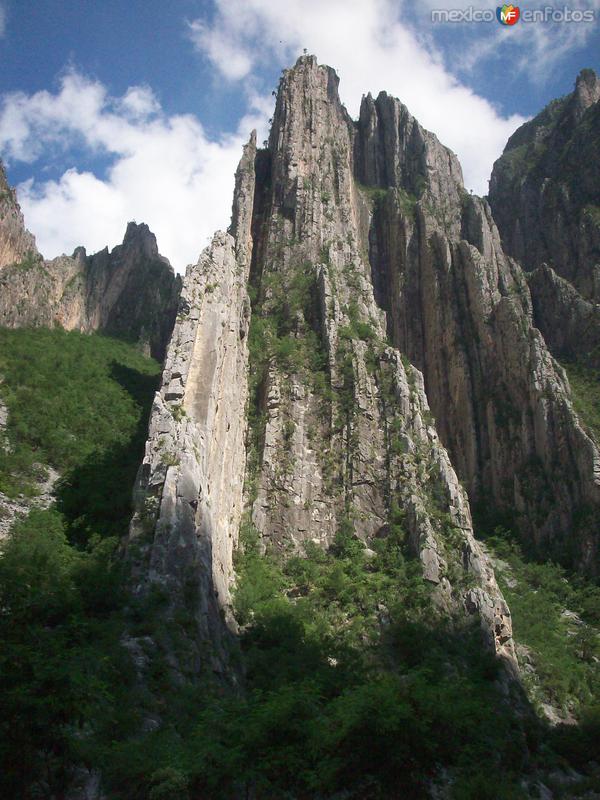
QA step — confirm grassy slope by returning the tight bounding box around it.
[483,531,600,718]
[0,327,160,540]
[480,529,600,793]
[560,359,600,443]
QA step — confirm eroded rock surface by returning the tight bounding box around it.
[358,77,600,573]
[489,69,600,302]
[0,161,37,270]
[0,163,180,360]
[245,56,516,661]
[528,264,600,368]
[126,137,256,678]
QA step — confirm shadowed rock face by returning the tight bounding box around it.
[14,56,597,692]
[79,222,181,361]
[126,135,256,680]
[527,264,600,370]
[352,74,600,575]
[487,68,600,413]
[488,69,600,302]
[0,163,180,360]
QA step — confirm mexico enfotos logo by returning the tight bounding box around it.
[431,4,596,23]
[497,4,520,24]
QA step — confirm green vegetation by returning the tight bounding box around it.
[248,264,328,382]
[0,510,133,799]
[339,299,377,344]
[560,359,600,443]
[582,204,600,227]
[1,325,599,797]
[356,182,417,217]
[246,261,330,493]
[101,519,531,799]
[0,327,161,798]
[483,528,600,717]
[473,520,600,793]
[0,327,160,540]
[10,249,43,272]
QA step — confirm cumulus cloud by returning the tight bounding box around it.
[188,19,254,80]
[0,70,271,271]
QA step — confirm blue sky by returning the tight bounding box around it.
[0,0,598,270]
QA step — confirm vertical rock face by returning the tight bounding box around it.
[0,161,38,269]
[126,56,517,677]
[527,264,600,369]
[488,69,600,302]
[244,56,515,661]
[0,164,180,359]
[357,81,600,573]
[124,57,600,685]
[126,139,255,677]
[80,222,181,360]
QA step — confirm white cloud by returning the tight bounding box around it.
[188,19,254,80]
[117,85,161,119]
[0,71,271,271]
[187,0,535,193]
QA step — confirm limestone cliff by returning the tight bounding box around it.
[0,162,179,359]
[125,136,255,678]
[125,57,519,678]
[252,59,517,657]
[489,69,600,302]
[356,83,600,573]
[527,263,600,370]
[0,161,37,269]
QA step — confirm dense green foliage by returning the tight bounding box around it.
[0,329,160,797]
[0,510,134,798]
[357,183,418,217]
[560,359,600,443]
[0,327,160,540]
[2,328,600,798]
[479,527,600,792]
[248,263,328,384]
[483,528,600,717]
[102,519,531,800]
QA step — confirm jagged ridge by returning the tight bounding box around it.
[0,162,180,360]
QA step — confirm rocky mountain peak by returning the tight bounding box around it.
[489,66,600,300]
[355,89,464,206]
[573,67,600,118]
[0,159,9,192]
[0,168,179,359]
[4,53,600,799]
[122,220,162,260]
[0,160,39,269]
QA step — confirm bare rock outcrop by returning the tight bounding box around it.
[0,161,38,269]
[125,137,255,678]
[245,56,516,661]
[0,163,180,360]
[360,82,600,573]
[488,68,600,302]
[528,263,600,368]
